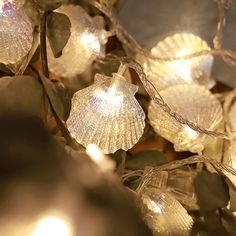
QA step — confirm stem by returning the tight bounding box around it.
[40,11,50,78]
[38,12,79,149]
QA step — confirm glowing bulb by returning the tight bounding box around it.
[80,31,101,53]
[94,87,124,110]
[86,144,104,162]
[31,216,72,236]
[182,125,199,139]
[86,144,115,172]
[168,48,194,81]
[144,197,163,214]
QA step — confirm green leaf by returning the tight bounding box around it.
[47,12,71,58]
[39,72,66,120]
[0,76,43,116]
[125,151,167,170]
[194,171,230,215]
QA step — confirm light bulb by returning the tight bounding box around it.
[138,33,214,91]
[31,216,72,236]
[0,0,33,64]
[66,71,145,154]
[47,5,109,78]
[86,144,115,172]
[148,84,223,154]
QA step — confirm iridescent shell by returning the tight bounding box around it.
[0,0,33,64]
[148,84,223,154]
[66,73,145,154]
[47,5,108,78]
[141,33,214,91]
[139,188,193,236]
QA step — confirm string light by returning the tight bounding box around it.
[138,33,214,91]
[0,1,234,234]
[31,216,72,236]
[47,4,109,78]
[0,0,33,64]
[66,65,145,154]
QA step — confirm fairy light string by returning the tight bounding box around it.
[86,0,234,139]
[88,0,236,68]
[119,58,229,139]
[136,155,236,194]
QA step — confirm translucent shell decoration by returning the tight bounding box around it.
[0,0,33,64]
[47,5,108,78]
[141,33,214,91]
[139,188,193,236]
[66,73,146,154]
[148,84,223,154]
[222,100,236,186]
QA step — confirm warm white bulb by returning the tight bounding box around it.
[31,216,72,236]
[86,144,104,162]
[80,31,101,54]
[144,197,163,214]
[182,125,199,139]
[168,48,193,81]
[86,144,115,172]
[94,87,124,115]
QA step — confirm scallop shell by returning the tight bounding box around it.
[0,1,33,64]
[47,5,107,78]
[139,187,193,236]
[66,73,145,154]
[148,84,223,154]
[141,168,198,211]
[222,100,236,186]
[141,33,214,91]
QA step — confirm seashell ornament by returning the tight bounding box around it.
[139,187,193,236]
[66,66,146,154]
[47,5,109,78]
[148,84,223,154]
[222,100,236,186]
[139,33,214,91]
[0,0,33,64]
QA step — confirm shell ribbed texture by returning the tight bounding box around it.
[141,33,214,91]
[0,1,33,64]
[47,5,106,77]
[148,84,223,153]
[67,74,145,154]
[222,101,236,186]
[140,188,193,236]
